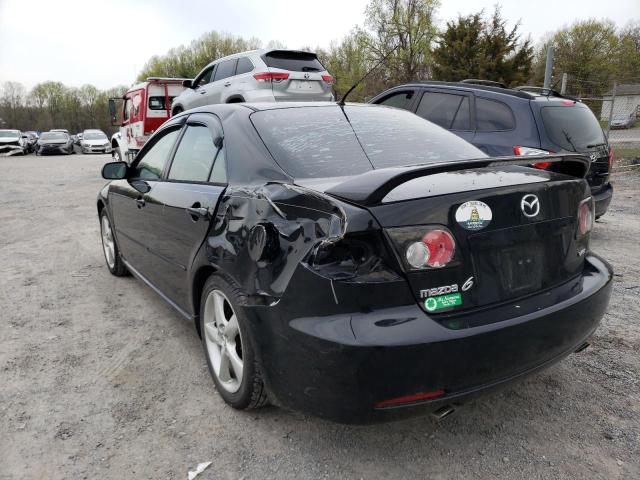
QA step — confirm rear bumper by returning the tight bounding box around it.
[593,182,613,217]
[246,254,613,423]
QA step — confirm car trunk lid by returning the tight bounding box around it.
[312,164,591,317]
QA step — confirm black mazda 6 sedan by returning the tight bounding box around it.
[97,102,613,423]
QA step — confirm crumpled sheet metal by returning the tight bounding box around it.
[206,183,348,302]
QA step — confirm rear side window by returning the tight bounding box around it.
[168,125,218,182]
[416,92,471,130]
[475,98,515,131]
[236,57,254,75]
[541,105,606,151]
[251,106,483,179]
[263,51,324,72]
[149,96,175,110]
[213,60,237,82]
[132,128,181,180]
[378,91,414,110]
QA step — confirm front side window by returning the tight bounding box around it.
[378,91,414,110]
[123,98,132,121]
[168,125,218,182]
[416,92,471,130]
[475,98,515,131]
[195,67,214,88]
[213,60,237,82]
[132,128,181,180]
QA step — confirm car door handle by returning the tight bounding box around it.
[224,82,231,87]
[136,197,145,208]
[199,90,207,95]
[186,206,209,220]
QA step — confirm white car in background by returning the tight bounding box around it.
[0,129,27,156]
[171,49,334,114]
[81,130,111,154]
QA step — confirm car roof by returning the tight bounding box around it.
[200,48,321,71]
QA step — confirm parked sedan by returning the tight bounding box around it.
[81,130,111,154]
[0,129,26,156]
[97,103,612,423]
[610,112,635,129]
[22,131,38,153]
[36,131,74,155]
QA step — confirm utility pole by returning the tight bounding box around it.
[606,81,617,139]
[560,73,568,95]
[543,47,554,90]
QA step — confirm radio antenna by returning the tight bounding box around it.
[338,43,400,105]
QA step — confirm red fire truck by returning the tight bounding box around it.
[109,77,188,162]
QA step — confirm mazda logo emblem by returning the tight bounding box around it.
[521,194,540,218]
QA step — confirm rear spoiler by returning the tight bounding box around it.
[325,154,590,206]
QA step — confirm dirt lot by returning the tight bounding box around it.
[1,153,638,480]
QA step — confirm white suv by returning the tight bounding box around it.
[171,49,334,114]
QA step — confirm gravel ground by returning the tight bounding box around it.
[1,153,638,480]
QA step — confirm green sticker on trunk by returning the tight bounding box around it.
[424,293,462,312]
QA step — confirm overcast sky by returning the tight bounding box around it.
[0,0,638,90]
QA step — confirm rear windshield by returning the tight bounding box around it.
[541,105,606,151]
[263,51,325,72]
[149,96,174,110]
[40,132,67,140]
[84,132,107,140]
[251,106,484,179]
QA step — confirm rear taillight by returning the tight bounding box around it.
[514,146,553,169]
[253,72,289,82]
[321,74,334,84]
[608,147,614,169]
[389,227,456,270]
[578,197,594,236]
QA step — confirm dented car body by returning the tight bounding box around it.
[97,103,613,423]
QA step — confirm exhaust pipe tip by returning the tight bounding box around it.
[431,405,455,421]
[574,342,590,353]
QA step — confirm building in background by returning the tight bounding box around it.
[601,84,640,122]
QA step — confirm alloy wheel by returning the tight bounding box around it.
[101,215,116,269]
[203,290,244,393]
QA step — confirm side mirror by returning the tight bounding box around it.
[109,98,123,126]
[102,161,128,180]
[182,79,193,89]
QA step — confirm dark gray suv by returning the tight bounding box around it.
[370,82,614,217]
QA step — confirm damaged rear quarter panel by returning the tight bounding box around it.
[203,182,378,304]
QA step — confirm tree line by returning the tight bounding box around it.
[1,0,638,132]
[0,81,127,134]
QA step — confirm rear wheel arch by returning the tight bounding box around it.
[172,105,184,116]
[191,265,218,337]
[226,96,245,103]
[97,199,105,216]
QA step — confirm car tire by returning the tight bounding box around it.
[100,210,128,277]
[172,107,183,116]
[199,276,268,410]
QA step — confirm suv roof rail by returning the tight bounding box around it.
[513,85,580,102]
[146,77,192,83]
[460,79,508,88]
